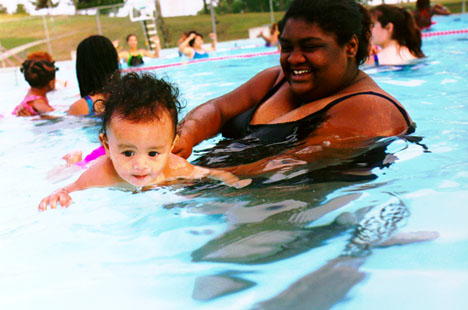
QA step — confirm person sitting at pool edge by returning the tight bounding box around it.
[258,23,280,48]
[178,31,217,59]
[173,0,415,176]
[68,35,120,116]
[367,5,425,66]
[413,0,450,30]
[38,73,251,211]
[13,52,57,117]
[114,34,160,67]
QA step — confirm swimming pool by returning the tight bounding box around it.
[0,14,467,310]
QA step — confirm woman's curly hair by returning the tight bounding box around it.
[100,72,184,136]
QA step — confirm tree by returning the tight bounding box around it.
[202,0,209,14]
[154,0,170,47]
[33,0,55,10]
[15,4,27,14]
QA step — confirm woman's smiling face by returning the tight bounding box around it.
[279,18,357,102]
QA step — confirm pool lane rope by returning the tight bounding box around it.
[123,29,468,73]
[421,28,468,38]
[122,50,280,73]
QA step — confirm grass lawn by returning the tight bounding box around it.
[0,0,466,66]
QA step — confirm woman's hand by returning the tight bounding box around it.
[150,35,160,45]
[172,133,194,159]
[38,189,72,211]
[209,33,217,41]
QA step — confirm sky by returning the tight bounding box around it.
[0,0,205,16]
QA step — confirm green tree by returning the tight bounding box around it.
[15,4,27,14]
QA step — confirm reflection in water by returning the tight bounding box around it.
[172,136,429,305]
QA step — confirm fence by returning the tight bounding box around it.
[0,0,466,68]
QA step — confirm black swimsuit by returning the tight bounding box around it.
[221,78,415,143]
[194,79,415,168]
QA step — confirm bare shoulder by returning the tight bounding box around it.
[75,156,121,189]
[68,98,88,115]
[325,90,410,137]
[166,154,199,177]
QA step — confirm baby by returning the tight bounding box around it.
[39,73,250,210]
[13,52,56,116]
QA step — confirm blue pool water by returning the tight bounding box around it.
[0,14,467,310]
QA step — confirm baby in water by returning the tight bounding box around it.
[39,72,250,210]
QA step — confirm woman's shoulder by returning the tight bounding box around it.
[68,97,90,115]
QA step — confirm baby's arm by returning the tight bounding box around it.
[38,156,117,210]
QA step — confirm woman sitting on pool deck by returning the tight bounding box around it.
[173,0,415,175]
[367,5,425,66]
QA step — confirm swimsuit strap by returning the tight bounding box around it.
[318,91,414,129]
[373,54,380,66]
[84,95,95,116]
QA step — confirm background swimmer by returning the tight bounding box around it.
[367,5,425,66]
[68,35,120,116]
[39,73,250,210]
[178,31,217,59]
[13,52,57,117]
[258,23,280,47]
[114,34,160,66]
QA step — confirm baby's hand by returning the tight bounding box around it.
[38,189,72,211]
[62,150,82,166]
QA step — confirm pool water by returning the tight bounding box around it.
[1,14,468,310]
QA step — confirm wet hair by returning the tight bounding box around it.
[416,0,430,10]
[126,34,137,42]
[279,0,372,65]
[100,72,183,136]
[188,31,203,47]
[21,52,56,88]
[76,35,119,98]
[370,5,425,58]
[270,23,279,35]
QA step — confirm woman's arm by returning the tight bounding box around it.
[179,33,196,58]
[207,33,217,52]
[173,66,283,158]
[32,98,54,114]
[142,36,161,58]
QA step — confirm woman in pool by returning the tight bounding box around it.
[178,31,217,59]
[68,35,120,116]
[173,0,415,175]
[258,23,280,47]
[413,0,450,30]
[116,34,160,67]
[13,52,57,117]
[39,73,250,210]
[367,5,424,66]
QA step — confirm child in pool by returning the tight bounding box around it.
[39,73,250,210]
[13,52,57,116]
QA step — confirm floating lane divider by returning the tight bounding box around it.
[122,50,280,73]
[422,28,468,38]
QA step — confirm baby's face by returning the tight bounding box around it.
[101,112,175,187]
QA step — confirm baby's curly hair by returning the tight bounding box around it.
[21,52,57,88]
[100,72,184,136]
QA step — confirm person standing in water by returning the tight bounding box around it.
[114,34,161,66]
